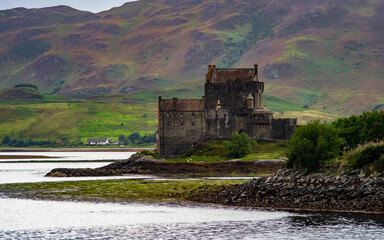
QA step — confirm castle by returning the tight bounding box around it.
[158,65,297,158]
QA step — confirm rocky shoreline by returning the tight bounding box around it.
[188,169,384,213]
[45,154,283,177]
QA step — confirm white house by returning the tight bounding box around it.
[86,138,111,145]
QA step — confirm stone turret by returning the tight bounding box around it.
[246,94,255,109]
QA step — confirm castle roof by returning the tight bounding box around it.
[213,68,255,83]
[246,93,254,100]
[159,98,204,111]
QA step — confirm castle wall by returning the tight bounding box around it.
[271,118,297,140]
[158,97,204,157]
[204,81,264,110]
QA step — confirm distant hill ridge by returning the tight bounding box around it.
[0,0,383,115]
[0,84,43,100]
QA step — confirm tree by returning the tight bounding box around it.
[226,132,251,158]
[118,134,129,145]
[1,136,11,145]
[128,132,141,143]
[60,136,70,146]
[332,111,384,148]
[287,120,345,173]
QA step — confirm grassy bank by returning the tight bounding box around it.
[164,141,289,164]
[0,179,247,203]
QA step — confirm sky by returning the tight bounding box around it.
[0,0,137,13]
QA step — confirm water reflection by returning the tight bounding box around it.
[289,211,384,227]
[1,197,383,240]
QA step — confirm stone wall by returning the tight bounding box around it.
[158,97,204,157]
[271,118,297,140]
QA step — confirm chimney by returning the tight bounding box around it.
[206,65,213,83]
[212,65,216,71]
[254,64,259,82]
[173,97,177,110]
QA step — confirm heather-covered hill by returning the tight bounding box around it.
[0,0,383,115]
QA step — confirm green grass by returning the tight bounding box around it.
[166,141,289,163]
[263,94,304,112]
[0,101,158,142]
[0,179,246,203]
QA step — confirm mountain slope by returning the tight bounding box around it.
[0,0,383,115]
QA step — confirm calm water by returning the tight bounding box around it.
[0,152,384,239]
[0,151,135,162]
[0,162,154,184]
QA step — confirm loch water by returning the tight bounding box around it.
[0,152,384,239]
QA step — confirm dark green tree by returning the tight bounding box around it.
[287,120,345,173]
[226,132,251,158]
[1,136,11,145]
[60,136,70,146]
[118,134,129,145]
[332,111,384,148]
[128,132,141,143]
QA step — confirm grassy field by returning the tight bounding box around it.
[0,100,158,143]
[0,179,247,203]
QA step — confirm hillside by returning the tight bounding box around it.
[0,100,157,142]
[0,85,43,100]
[0,0,383,115]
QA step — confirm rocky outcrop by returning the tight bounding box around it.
[45,154,283,177]
[188,169,384,213]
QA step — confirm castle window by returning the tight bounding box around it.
[192,122,195,127]
[167,113,170,117]
[224,114,226,118]
[181,113,183,118]
[181,122,184,127]
[192,113,195,116]
[167,123,170,127]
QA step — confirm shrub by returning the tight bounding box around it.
[374,154,384,172]
[226,132,251,158]
[183,140,228,157]
[332,111,384,149]
[137,149,160,159]
[348,144,384,169]
[287,120,345,173]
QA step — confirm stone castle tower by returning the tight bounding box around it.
[158,65,297,158]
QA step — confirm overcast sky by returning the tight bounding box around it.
[0,0,137,13]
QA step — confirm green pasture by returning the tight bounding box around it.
[0,100,158,143]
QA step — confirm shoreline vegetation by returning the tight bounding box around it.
[45,154,283,178]
[1,111,384,214]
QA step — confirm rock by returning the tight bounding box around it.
[188,168,384,213]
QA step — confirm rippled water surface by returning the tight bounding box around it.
[1,152,384,239]
[1,198,383,240]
